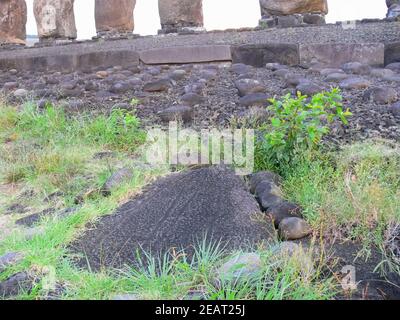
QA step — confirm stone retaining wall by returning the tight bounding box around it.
[1,22,399,72]
[0,41,394,72]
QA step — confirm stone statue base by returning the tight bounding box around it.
[33,37,76,48]
[387,4,400,19]
[258,13,326,29]
[158,26,206,35]
[93,31,140,41]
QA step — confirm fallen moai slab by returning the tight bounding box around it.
[299,43,385,68]
[139,45,231,64]
[71,166,273,270]
[0,49,140,72]
[231,43,300,67]
[385,42,400,65]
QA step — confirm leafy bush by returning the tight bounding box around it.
[256,88,351,172]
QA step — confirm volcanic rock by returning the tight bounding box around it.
[158,105,193,123]
[71,166,272,270]
[278,217,312,240]
[363,87,398,104]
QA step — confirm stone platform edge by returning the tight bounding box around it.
[0,42,398,72]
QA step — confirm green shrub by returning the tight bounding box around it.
[256,88,351,172]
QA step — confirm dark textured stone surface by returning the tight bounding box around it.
[0,49,140,73]
[0,252,23,274]
[0,272,33,298]
[180,92,205,106]
[70,166,273,270]
[140,46,231,65]
[363,87,398,104]
[235,79,265,97]
[278,217,312,240]
[300,43,384,68]
[296,82,324,96]
[342,62,372,75]
[238,93,269,107]
[249,171,282,194]
[143,78,173,92]
[231,43,300,67]
[266,201,303,227]
[385,42,400,65]
[333,242,400,300]
[101,168,133,196]
[15,208,55,227]
[392,101,400,117]
[158,105,193,123]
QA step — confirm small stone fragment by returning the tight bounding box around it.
[278,217,312,240]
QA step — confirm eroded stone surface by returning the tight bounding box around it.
[33,0,77,40]
[260,0,328,16]
[158,105,193,123]
[101,168,133,196]
[363,87,398,104]
[278,217,312,240]
[0,252,24,274]
[0,0,27,45]
[71,166,273,270]
[95,0,136,35]
[158,0,203,33]
[0,272,33,298]
[216,253,262,283]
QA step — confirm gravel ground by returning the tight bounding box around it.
[1,59,399,144]
[0,21,400,59]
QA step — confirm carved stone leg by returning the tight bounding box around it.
[158,0,204,34]
[33,0,77,42]
[95,0,136,37]
[386,0,400,19]
[258,0,328,29]
[0,0,27,45]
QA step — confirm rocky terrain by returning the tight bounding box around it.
[0,0,399,302]
[1,58,399,144]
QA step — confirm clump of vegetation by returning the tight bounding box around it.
[282,140,400,245]
[0,101,171,300]
[0,96,398,300]
[0,103,146,192]
[253,90,399,273]
[11,103,146,151]
[255,88,351,173]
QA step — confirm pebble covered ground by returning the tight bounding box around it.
[1,59,399,143]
